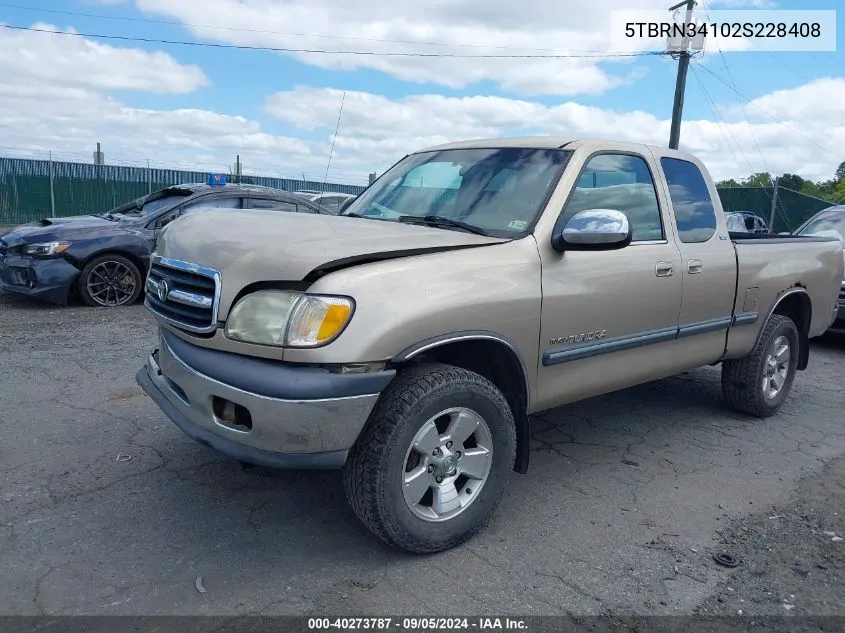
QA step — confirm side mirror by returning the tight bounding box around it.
[552,209,633,252]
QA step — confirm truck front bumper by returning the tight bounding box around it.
[829,292,845,334]
[136,328,396,469]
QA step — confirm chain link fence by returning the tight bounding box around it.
[0,157,366,225]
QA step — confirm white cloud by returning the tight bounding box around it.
[264,82,845,183]
[1,13,842,189]
[1,22,208,94]
[131,0,670,96]
[0,24,340,181]
[742,77,845,123]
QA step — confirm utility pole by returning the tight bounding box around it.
[93,141,104,165]
[668,0,698,150]
[769,176,779,228]
[48,151,56,218]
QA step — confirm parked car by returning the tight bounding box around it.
[136,138,844,553]
[293,189,324,198]
[0,182,329,307]
[293,190,357,214]
[725,210,772,234]
[311,192,357,214]
[792,205,845,334]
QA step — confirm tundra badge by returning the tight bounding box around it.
[550,330,607,345]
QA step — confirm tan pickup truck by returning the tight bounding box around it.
[136,138,844,553]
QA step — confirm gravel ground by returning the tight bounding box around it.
[696,456,845,617]
[1,289,844,618]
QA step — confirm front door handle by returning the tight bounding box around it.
[688,259,703,274]
[655,261,674,277]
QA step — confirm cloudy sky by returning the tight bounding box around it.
[1,0,843,186]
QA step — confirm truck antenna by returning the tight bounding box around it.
[322,91,346,192]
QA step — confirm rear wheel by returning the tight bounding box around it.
[343,363,516,554]
[721,314,799,417]
[78,254,143,307]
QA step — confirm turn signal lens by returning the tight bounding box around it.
[286,295,354,347]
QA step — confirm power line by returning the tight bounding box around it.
[693,23,777,183]
[1,24,666,59]
[689,66,749,174]
[763,52,812,84]
[691,67,793,227]
[692,61,840,161]
[0,2,657,55]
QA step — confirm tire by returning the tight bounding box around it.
[343,363,517,554]
[77,254,143,307]
[721,314,800,417]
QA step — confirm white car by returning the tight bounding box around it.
[794,205,845,334]
[293,190,357,214]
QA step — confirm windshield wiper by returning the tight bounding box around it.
[397,215,490,236]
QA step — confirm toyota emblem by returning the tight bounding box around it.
[157,279,169,302]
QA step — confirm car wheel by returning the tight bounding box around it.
[343,363,516,554]
[78,254,143,307]
[721,314,800,417]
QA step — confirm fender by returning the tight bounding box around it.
[755,287,812,370]
[393,330,532,474]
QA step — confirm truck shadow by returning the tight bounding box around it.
[157,364,743,557]
[138,343,841,575]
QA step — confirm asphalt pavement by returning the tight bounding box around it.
[1,290,844,616]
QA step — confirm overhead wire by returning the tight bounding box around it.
[0,2,661,54]
[0,24,667,59]
[693,61,839,162]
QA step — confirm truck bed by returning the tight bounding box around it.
[723,235,844,359]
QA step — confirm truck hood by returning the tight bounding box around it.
[157,209,507,314]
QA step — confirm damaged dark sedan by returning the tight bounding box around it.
[0,182,328,307]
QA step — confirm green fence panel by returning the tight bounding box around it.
[0,157,366,225]
[716,186,836,233]
[4,156,838,234]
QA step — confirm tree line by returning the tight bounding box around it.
[716,161,845,203]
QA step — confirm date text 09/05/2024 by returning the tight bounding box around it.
[624,21,821,39]
[307,618,528,630]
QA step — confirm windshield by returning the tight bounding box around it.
[105,190,191,218]
[796,209,845,245]
[342,147,572,237]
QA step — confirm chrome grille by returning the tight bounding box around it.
[144,256,220,334]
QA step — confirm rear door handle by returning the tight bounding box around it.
[688,259,703,274]
[655,261,674,277]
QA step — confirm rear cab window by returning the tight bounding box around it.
[660,157,718,243]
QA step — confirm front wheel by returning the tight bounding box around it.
[721,314,800,417]
[77,254,143,307]
[343,363,517,554]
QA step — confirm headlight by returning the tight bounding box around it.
[23,241,71,256]
[225,290,354,348]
